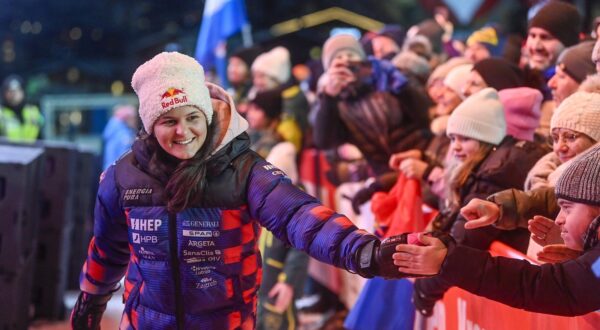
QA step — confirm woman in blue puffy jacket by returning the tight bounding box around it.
[69,52,410,330]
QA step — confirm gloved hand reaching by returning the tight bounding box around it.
[355,232,454,279]
[70,291,114,330]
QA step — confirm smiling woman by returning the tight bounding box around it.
[68,51,413,330]
[153,106,209,160]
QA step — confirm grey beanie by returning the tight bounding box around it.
[555,143,600,206]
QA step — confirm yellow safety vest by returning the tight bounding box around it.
[0,104,43,142]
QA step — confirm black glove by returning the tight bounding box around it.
[355,232,454,279]
[70,291,113,330]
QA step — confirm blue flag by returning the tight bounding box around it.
[194,0,248,87]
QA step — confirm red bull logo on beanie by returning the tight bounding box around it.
[161,87,188,109]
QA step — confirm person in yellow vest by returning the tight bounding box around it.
[0,75,43,142]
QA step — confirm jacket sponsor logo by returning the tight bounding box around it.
[124,188,153,201]
[131,218,162,231]
[160,87,188,109]
[262,164,285,177]
[182,220,219,228]
[183,230,219,237]
[132,232,158,244]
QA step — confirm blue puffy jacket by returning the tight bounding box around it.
[79,83,377,329]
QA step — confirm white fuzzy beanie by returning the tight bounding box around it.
[551,91,600,142]
[443,64,473,100]
[251,46,291,84]
[131,52,213,134]
[447,87,506,145]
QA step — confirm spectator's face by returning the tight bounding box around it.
[551,127,596,163]
[548,66,580,105]
[227,57,249,85]
[464,42,491,63]
[4,85,24,107]
[252,71,279,92]
[555,199,600,251]
[435,85,462,116]
[329,49,363,69]
[592,39,600,73]
[153,106,208,160]
[246,103,269,130]
[463,70,487,98]
[427,78,444,104]
[448,134,481,162]
[526,27,565,70]
[371,36,400,59]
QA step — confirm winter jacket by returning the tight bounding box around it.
[488,187,559,231]
[79,83,376,330]
[436,137,548,252]
[524,152,561,191]
[438,240,600,316]
[313,59,431,175]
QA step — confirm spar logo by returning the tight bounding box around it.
[161,87,188,109]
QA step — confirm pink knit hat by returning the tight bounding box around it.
[498,87,543,142]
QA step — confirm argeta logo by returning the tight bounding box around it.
[133,232,140,244]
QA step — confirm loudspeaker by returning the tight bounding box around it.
[0,144,44,329]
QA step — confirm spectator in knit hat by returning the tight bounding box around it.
[526,1,581,72]
[227,45,263,109]
[425,57,472,114]
[315,32,430,176]
[526,91,600,191]
[435,63,473,117]
[549,41,596,105]
[394,142,600,317]
[407,88,547,316]
[498,87,543,142]
[251,46,310,152]
[464,26,504,63]
[371,24,405,60]
[463,57,524,98]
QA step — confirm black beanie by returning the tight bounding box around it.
[473,58,524,91]
[529,1,581,47]
[230,45,263,68]
[250,88,282,120]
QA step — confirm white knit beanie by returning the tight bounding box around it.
[443,64,474,100]
[321,34,366,70]
[131,52,213,134]
[251,46,291,84]
[447,88,506,145]
[550,91,600,142]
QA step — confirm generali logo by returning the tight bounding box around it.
[160,87,188,109]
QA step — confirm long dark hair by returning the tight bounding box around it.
[140,112,218,213]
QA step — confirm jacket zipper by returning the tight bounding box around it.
[168,212,185,329]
